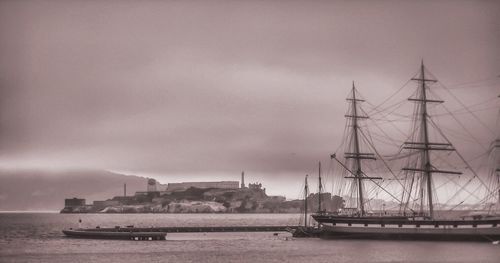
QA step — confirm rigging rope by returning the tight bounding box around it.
[436,84,496,136]
[428,117,492,193]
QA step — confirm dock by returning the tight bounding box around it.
[62,225,323,240]
[81,225,294,233]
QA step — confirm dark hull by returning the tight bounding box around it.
[313,215,500,242]
[319,225,500,242]
[312,214,500,226]
[62,229,167,240]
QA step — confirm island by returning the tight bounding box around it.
[61,173,344,213]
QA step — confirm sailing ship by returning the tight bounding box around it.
[312,62,500,241]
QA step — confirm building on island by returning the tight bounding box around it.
[134,178,166,197]
[147,178,157,192]
[166,181,239,191]
[64,198,85,207]
[248,182,266,194]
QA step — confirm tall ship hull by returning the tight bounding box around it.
[313,215,500,241]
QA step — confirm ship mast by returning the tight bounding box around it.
[304,175,309,227]
[494,103,500,206]
[495,138,500,205]
[343,83,378,216]
[419,61,434,218]
[318,161,322,213]
[402,61,461,219]
[351,85,365,215]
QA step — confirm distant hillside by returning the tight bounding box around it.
[0,169,149,211]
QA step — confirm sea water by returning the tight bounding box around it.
[0,212,498,263]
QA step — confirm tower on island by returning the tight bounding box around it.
[241,171,245,188]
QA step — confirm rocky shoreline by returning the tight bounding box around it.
[61,200,300,213]
[61,186,343,214]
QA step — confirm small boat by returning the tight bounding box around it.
[62,228,167,240]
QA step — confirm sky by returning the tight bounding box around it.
[0,0,499,198]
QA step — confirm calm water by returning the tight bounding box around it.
[0,213,499,263]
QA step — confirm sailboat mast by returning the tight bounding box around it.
[304,175,309,227]
[351,84,365,216]
[318,161,322,213]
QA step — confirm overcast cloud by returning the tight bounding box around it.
[0,0,499,197]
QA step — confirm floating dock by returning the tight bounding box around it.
[62,229,167,240]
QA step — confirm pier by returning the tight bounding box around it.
[63,225,307,240]
[81,225,295,233]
